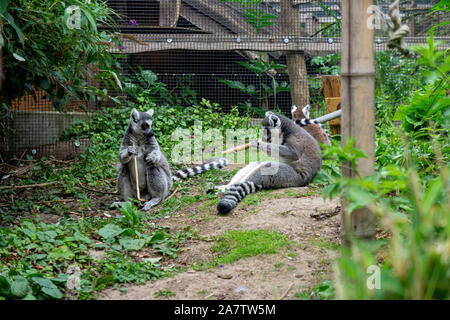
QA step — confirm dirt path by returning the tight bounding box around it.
[99,188,341,300]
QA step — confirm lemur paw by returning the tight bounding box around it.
[127,146,137,156]
[145,150,161,164]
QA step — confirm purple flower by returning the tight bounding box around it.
[121,45,126,50]
[219,264,224,268]
[129,19,137,26]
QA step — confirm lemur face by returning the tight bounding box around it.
[130,108,154,137]
[262,112,282,144]
[291,104,310,121]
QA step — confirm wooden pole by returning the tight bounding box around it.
[280,0,309,113]
[340,0,376,241]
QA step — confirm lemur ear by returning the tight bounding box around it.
[130,109,139,123]
[302,104,310,119]
[146,109,154,117]
[265,111,274,118]
[270,115,280,128]
[291,105,297,114]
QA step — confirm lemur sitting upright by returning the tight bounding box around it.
[291,105,331,145]
[217,112,321,214]
[112,108,228,211]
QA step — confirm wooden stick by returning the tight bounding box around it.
[0,182,55,190]
[162,186,180,204]
[221,140,262,155]
[279,283,294,300]
[76,182,118,195]
[132,142,144,202]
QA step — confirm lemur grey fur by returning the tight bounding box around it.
[217,112,322,214]
[112,108,228,211]
[291,105,332,144]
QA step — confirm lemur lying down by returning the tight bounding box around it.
[216,112,322,214]
[291,104,331,145]
[112,108,228,211]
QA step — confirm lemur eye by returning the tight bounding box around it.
[141,122,149,130]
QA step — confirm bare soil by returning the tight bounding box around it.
[99,189,341,300]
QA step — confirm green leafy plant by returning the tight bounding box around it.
[295,280,336,300]
[221,0,277,33]
[394,35,449,134]
[0,0,121,115]
[220,56,289,112]
[310,54,341,75]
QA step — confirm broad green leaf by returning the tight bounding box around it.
[0,0,10,15]
[31,277,59,294]
[98,223,124,239]
[149,231,167,244]
[41,286,63,299]
[143,257,162,264]
[10,276,30,299]
[4,13,24,46]
[81,8,97,32]
[49,245,75,260]
[348,187,375,212]
[119,237,145,251]
[0,275,11,297]
[422,178,443,212]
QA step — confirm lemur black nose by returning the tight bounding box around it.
[141,123,149,130]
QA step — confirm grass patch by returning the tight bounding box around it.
[155,289,176,298]
[210,229,291,265]
[294,280,335,300]
[306,238,340,251]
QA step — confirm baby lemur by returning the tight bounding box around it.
[291,105,331,145]
[112,108,228,211]
[217,112,321,214]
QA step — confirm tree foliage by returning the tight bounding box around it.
[0,0,121,111]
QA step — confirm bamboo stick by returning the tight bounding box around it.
[132,142,144,202]
[221,140,262,155]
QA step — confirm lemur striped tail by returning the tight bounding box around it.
[172,158,229,182]
[217,181,262,214]
[295,119,332,141]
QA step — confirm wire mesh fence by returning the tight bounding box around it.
[1,0,448,159]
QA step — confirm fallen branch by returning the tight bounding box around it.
[76,182,118,195]
[35,199,75,205]
[162,186,180,204]
[0,182,55,190]
[279,283,294,300]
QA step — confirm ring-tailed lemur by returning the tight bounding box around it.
[217,112,321,214]
[291,105,331,145]
[112,108,228,211]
